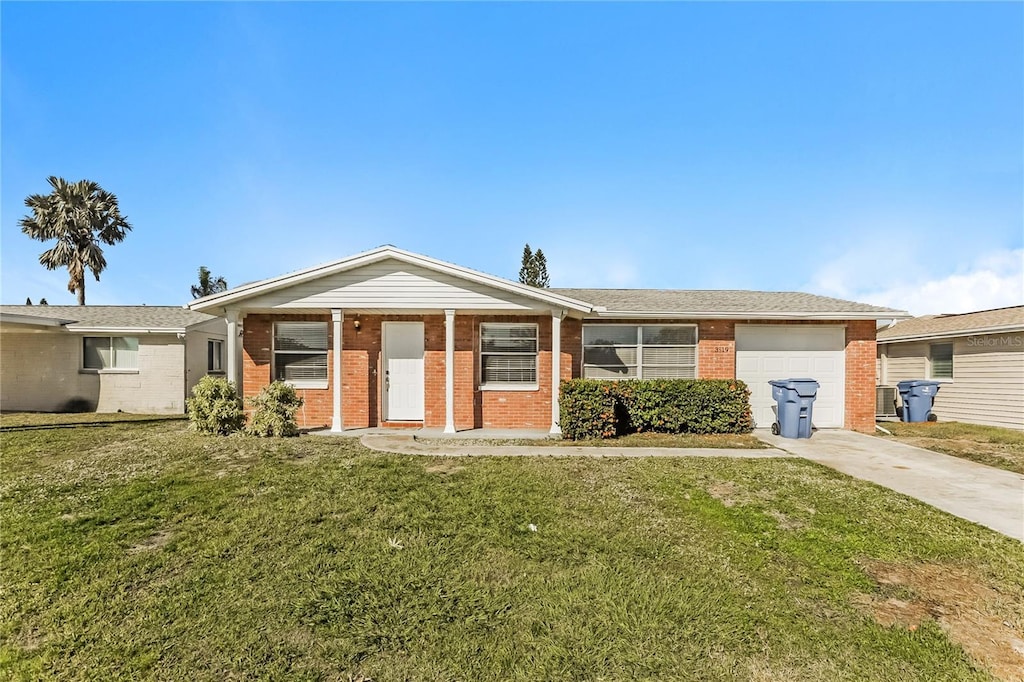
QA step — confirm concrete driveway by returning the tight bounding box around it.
[759,429,1024,542]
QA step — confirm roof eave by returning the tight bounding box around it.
[0,313,70,327]
[586,310,910,321]
[878,323,1024,343]
[66,326,189,335]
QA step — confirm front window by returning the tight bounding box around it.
[929,343,953,380]
[83,336,138,370]
[208,339,223,372]
[480,323,538,387]
[583,325,697,379]
[274,322,328,387]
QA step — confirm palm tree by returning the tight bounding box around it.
[191,266,228,299]
[19,176,132,305]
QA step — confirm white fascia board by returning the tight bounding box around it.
[188,245,594,313]
[587,310,911,321]
[878,323,1024,344]
[0,313,70,327]
[66,326,188,334]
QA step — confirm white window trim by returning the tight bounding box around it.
[80,335,140,372]
[479,322,539,390]
[582,324,699,380]
[272,322,329,390]
[927,342,954,382]
[208,339,225,374]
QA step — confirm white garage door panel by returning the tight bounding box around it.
[736,326,845,429]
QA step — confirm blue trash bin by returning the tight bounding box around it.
[768,378,820,439]
[896,380,941,422]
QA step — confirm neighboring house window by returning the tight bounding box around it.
[583,325,697,379]
[273,322,328,387]
[929,343,953,380]
[83,336,139,370]
[480,323,538,387]
[208,339,224,373]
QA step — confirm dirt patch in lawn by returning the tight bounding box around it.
[128,530,174,554]
[424,460,465,476]
[855,560,1024,681]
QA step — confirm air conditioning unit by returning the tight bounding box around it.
[876,386,898,417]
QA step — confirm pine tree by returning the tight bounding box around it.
[518,244,535,285]
[25,297,32,305]
[533,249,550,288]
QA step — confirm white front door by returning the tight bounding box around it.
[735,325,846,429]
[383,322,425,421]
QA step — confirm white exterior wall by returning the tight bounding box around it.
[880,332,1024,430]
[1,329,188,414]
[185,317,228,395]
[242,260,547,311]
[1,330,95,412]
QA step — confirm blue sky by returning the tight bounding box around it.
[2,2,1022,315]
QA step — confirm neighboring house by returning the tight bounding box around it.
[0,306,227,414]
[187,246,906,433]
[877,306,1024,430]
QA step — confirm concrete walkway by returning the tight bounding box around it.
[759,429,1024,542]
[359,434,787,459]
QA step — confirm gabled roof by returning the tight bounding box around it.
[553,288,907,320]
[877,305,1024,342]
[0,305,217,333]
[188,245,594,313]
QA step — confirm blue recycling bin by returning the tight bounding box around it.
[896,380,941,422]
[768,378,820,439]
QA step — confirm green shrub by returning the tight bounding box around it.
[615,379,753,435]
[559,379,618,440]
[187,376,245,435]
[559,379,753,440]
[246,381,304,437]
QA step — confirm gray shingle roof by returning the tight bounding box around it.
[550,289,906,316]
[877,305,1024,341]
[0,305,217,330]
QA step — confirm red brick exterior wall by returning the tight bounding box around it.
[242,313,876,432]
[698,320,736,379]
[844,320,878,432]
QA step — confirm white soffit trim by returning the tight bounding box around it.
[66,326,188,334]
[0,313,69,327]
[188,246,594,314]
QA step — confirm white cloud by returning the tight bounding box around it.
[810,248,1023,316]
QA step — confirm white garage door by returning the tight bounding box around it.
[735,325,846,429]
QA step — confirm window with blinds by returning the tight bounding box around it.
[583,325,697,379]
[274,322,328,386]
[83,336,139,369]
[929,343,953,380]
[480,323,538,386]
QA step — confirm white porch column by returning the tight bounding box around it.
[550,311,563,435]
[444,309,456,434]
[331,309,344,432]
[226,309,240,386]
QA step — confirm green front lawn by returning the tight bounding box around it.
[3,422,1022,680]
[876,421,1024,475]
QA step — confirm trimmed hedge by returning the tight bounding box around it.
[559,380,618,440]
[559,378,753,440]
